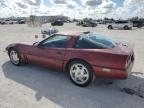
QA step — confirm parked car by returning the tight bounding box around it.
[6,32,134,87]
[51,20,64,26]
[76,21,84,26]
[132,21,144,28]
[13,20,19,24]
[5,20,14,24]
[18,20,25,24]
[64,20,73,23]
[41,28,58,35]
[107,21,133,30]
[76,20,97,27]
[82,21,97,27]
[0,21,6,25]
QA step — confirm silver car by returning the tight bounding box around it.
[107,21,133,30]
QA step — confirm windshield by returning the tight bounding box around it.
[80,33,116,49]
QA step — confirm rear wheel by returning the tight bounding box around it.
[124,26,129,30]
[137,25,142,28]
[92,24,96,27]
[68,60,94,87]
[108,25,113,29]
[8,48,22,66]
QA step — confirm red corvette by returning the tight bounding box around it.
[6,32,134,86]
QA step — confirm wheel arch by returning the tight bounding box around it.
[8,47,16,55]
[65,58,96,86]
[64,58,94,73]
[123,25,129,30]
[108,25,113,28]
[124,25,128,27]
[108,25,112,27]
[7,47,27,63]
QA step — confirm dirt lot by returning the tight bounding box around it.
[0,23,144,108]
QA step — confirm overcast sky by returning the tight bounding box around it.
[0,0,143,19]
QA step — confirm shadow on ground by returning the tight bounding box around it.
[2,61,144,108]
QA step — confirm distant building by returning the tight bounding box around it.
[27,15,69,27]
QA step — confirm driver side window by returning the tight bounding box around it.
[39,35,71,48]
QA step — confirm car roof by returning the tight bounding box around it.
[55,31,90,37]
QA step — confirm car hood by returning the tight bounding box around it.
[5,39,42,51]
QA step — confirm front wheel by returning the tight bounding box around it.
[8,48,22,66]
[68,61,94,87]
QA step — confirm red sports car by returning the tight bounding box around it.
[6,32,134,86]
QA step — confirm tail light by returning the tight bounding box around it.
[125,52,134,68]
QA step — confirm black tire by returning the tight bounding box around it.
[61,23,64,26]
[92,25,96,27]
[137,26,141,28]
[137,25,142,28]
[108,25,113,29]
[68,60,94,87]
[51,23,55,26]
[82,24,86,27]
[124,26,129,30]
[8,48,23,66]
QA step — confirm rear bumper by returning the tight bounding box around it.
[92,61,134,79]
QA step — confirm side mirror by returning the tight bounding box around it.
[33,41,39,46]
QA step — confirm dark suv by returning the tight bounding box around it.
[132,21,144,28]
[51,20,64,26]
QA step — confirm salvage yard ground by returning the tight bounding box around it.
[0,23,144,108]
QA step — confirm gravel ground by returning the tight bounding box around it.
[0,23,144,108]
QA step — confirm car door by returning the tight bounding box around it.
[114,21,119,28]
[119,21,125,28]
[26,34,71,70]
[118,21,125,28]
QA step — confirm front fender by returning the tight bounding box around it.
[5,43,19,51]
